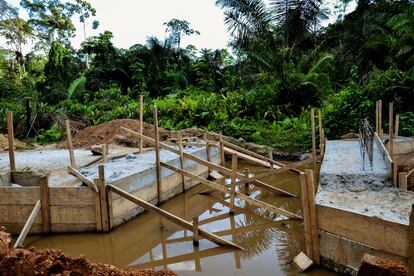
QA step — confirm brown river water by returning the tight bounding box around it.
[26,161,336,275]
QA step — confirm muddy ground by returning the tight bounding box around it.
[0,227,175,276]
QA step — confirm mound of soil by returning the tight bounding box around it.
[0,134,28,152]
[58,119,170,149]
[0,227,175,276]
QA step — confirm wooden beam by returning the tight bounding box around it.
[160,162,302,220]
[224,146,277,169]
[121,127,297,197]
[14,200,41,248]
[305,169,319,264]
[139,95,144,153]
[102,144,108,162]
[40,176,51,233]
[65,120,76,168]
[311,109,317,171]
[108,184,244,250]
[220,133,225,166]
[153,107,162,203]
[67,166,98,192]
[229,154,237,214]
[193,216,199,245]
[206,142,211,174]
[79,156,102,169]
[243,168,250,195]
[409,204,414,276]
[299,172,313,259]
[389,102,394,157]
[98,165,110,231]
[94,180,102,231]
[376,101,379,133]
[379,100,383,139]
[6,111,16,172]
[318,109,323,153]
[178,133,186,191]
[395,114,400,137]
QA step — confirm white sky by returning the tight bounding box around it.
[5,0,356,52]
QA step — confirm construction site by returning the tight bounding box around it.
[1,98,414,275]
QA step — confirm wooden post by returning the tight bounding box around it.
[139,95,144,153]
[178,133,186,191]
[299,172,313,259]
[244,168,250,195]
[102,144,108,162]
[311,109,317,171]
[229,154,238,215]
[395,114,400,137]
[6,111,16,172]
[153,107,162,204]
[14,200,41,248]
[65,120,76,168]
[40,176,51,233]
[206,142,211,174]
[321,128,325,156]
[305,169,319,264]
[268,150,274,169]
[203,131,207,142]
[220,133,225,166]
[389,102,394,157]
[94,178,102,231]
[379,100,383,139]
[376,101,379,133]
[98,165,109,231]
[398,172,407,191]
[193,216,199,246]
[318,109,323,153]
[409,204,414,276]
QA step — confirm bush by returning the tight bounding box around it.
[34,124,65,144]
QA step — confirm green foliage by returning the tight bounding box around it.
[34,124,64,144]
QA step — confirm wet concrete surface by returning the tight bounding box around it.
[25,161,336,275]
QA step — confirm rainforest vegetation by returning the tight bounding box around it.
[1,0,414,152]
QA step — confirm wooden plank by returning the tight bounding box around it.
[193,216,199,245]
[65,120,76,168]
[311,109,317,171]
[160,162,302,219]
[224,146,275,168]
[102,144,108,162]
[139,95,144,153]
[79,156,102,169]
[409,205,414,276]
[108,184,244,250]
[0,205,42,224]
[49,187,95,206]
[389,102,394,158]
[67,166,98,192]
[317,205,408,257]
[6,111,16,172]
[14,200,41,248]
[98,165,110,231]
[395,114,400,137]
[153,107,161,203]
[229,154,237,214]
[178,133,186,191]
[220,133,225,166]
[376,101,379,133]
[318,109,323,153]
[305,169,319,264]
[121,127,296,197]
[0,187,39,205]
[206,142,211,174]
[299,172,313,259]
[50,205,96,224]
[94,179,102,231]
[40,177,51,233]
[379,100,383,139]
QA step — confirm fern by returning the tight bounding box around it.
[67,76,87,99]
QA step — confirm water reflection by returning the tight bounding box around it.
[26,161,334,275]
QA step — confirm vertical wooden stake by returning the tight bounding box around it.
[398,172,407,191]
[206,142,211,174]
[40,176,51,233]
[193,216,199,246]
[244,168,250,195]
[305,169,320,264]
[94,178,103,231]
[376,101,379,133]
[98,165,109,231]
[139,95,144,153]
[299,172,313,259]
[268,150,274,169]
[311,109,317,171]
[321,128,325,156]
[153,107,162,204]
[6,111,16,172]
[203,131,207,142]
[318,109,323,153]
[395,114,400,137]
[409,205,414,276]
[389,102,394,157]
[178,133,186,191]
[379,100,383,139]
[229,154,237,215]
[65,120,76,168]
[220,132,225,166]
[102,144,108,162]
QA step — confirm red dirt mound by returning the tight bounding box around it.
[58,119,170,149]
[0,227,175,276]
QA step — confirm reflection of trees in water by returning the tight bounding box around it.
[237,224,275,259]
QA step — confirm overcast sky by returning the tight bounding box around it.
[6,0,356,52]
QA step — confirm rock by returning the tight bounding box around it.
[293,252,313,272]
[90,144,104,155]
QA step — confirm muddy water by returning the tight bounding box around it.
[26,161,336,275]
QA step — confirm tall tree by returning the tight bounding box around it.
[164,19,200,50]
